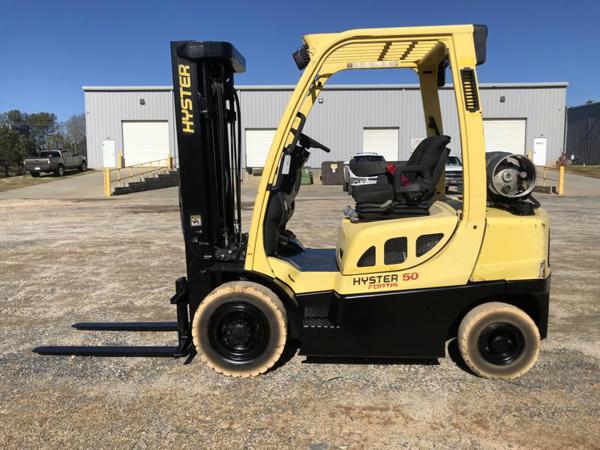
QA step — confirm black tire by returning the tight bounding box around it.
[192,281,287,377]
[458,302,540,380]
[347,185,353,195]
[342,182,348,192]
[30,171,40,177]
[55,165,65,176]
[80,160,87,172]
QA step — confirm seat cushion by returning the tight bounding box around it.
[351,183,393,203]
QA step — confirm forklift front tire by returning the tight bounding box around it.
[458,302,540,380]
[192,281,287,377]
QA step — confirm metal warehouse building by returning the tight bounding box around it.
[567,101,600,165]
[84,82,567,169]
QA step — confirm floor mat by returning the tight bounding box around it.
[281,248,338,272]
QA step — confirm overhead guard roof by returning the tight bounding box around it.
[301,24,487,68]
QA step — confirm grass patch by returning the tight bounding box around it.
[0,170,93,193]
[566,165,600,179]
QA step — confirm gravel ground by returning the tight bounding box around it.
[0,186,599,449]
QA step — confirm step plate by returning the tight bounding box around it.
[303,317,339,329]
[32,345,180,357]
[72,322,178,332]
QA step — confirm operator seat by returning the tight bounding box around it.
[350,135,451,219]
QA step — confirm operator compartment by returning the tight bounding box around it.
[337,201,459,275]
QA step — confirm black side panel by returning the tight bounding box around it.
[473,25,488,66]
[298,278,550,358]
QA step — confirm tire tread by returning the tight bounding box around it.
[458,302,540,380]
[192,281,287,378]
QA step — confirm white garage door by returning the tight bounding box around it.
[246,129,276,167]
[483,119,526,155]
[363,128,399,161]
[122,121,170,166]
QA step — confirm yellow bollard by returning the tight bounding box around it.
[167,155,173,170]
[103,168,112,197]
[558,165,565,196]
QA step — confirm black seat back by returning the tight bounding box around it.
[395,135,450,204]
[407,135,451,176]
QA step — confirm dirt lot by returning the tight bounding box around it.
[0,170,92,193]
[0,186,599,449]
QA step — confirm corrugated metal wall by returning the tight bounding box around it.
[84,88,177,168]
[238,84,567,167]
[567,102,600,165]
[84,84,566,168]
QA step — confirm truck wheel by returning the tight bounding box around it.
[80,161,87,172]
[192,281,287,377]
[55,165,65,176]
[458,302,540,380]
[30,171,40,177]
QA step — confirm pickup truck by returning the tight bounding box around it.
[23,150,87,177]
[444,155,463,193]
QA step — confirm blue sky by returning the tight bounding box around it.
[0,0,596,120]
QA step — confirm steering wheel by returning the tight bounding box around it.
[297,132,331,153]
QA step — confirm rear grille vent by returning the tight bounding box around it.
[460,68,480,112]
[416,233,444,257]
[357,246,376,267]
[384,237,408,265]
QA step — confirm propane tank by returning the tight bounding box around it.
[485,152,536,200]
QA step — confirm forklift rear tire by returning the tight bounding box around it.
[192,281,287,377]
[458,302,540,380]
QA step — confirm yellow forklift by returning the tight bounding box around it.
[35,24,550,380]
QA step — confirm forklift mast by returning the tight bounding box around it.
[170,41,246,306]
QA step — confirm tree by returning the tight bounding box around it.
[64,113,86,154]
[0,110,31,137]
[1,110,26,125]
[26,112,59,152]
[0,126,30,177]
